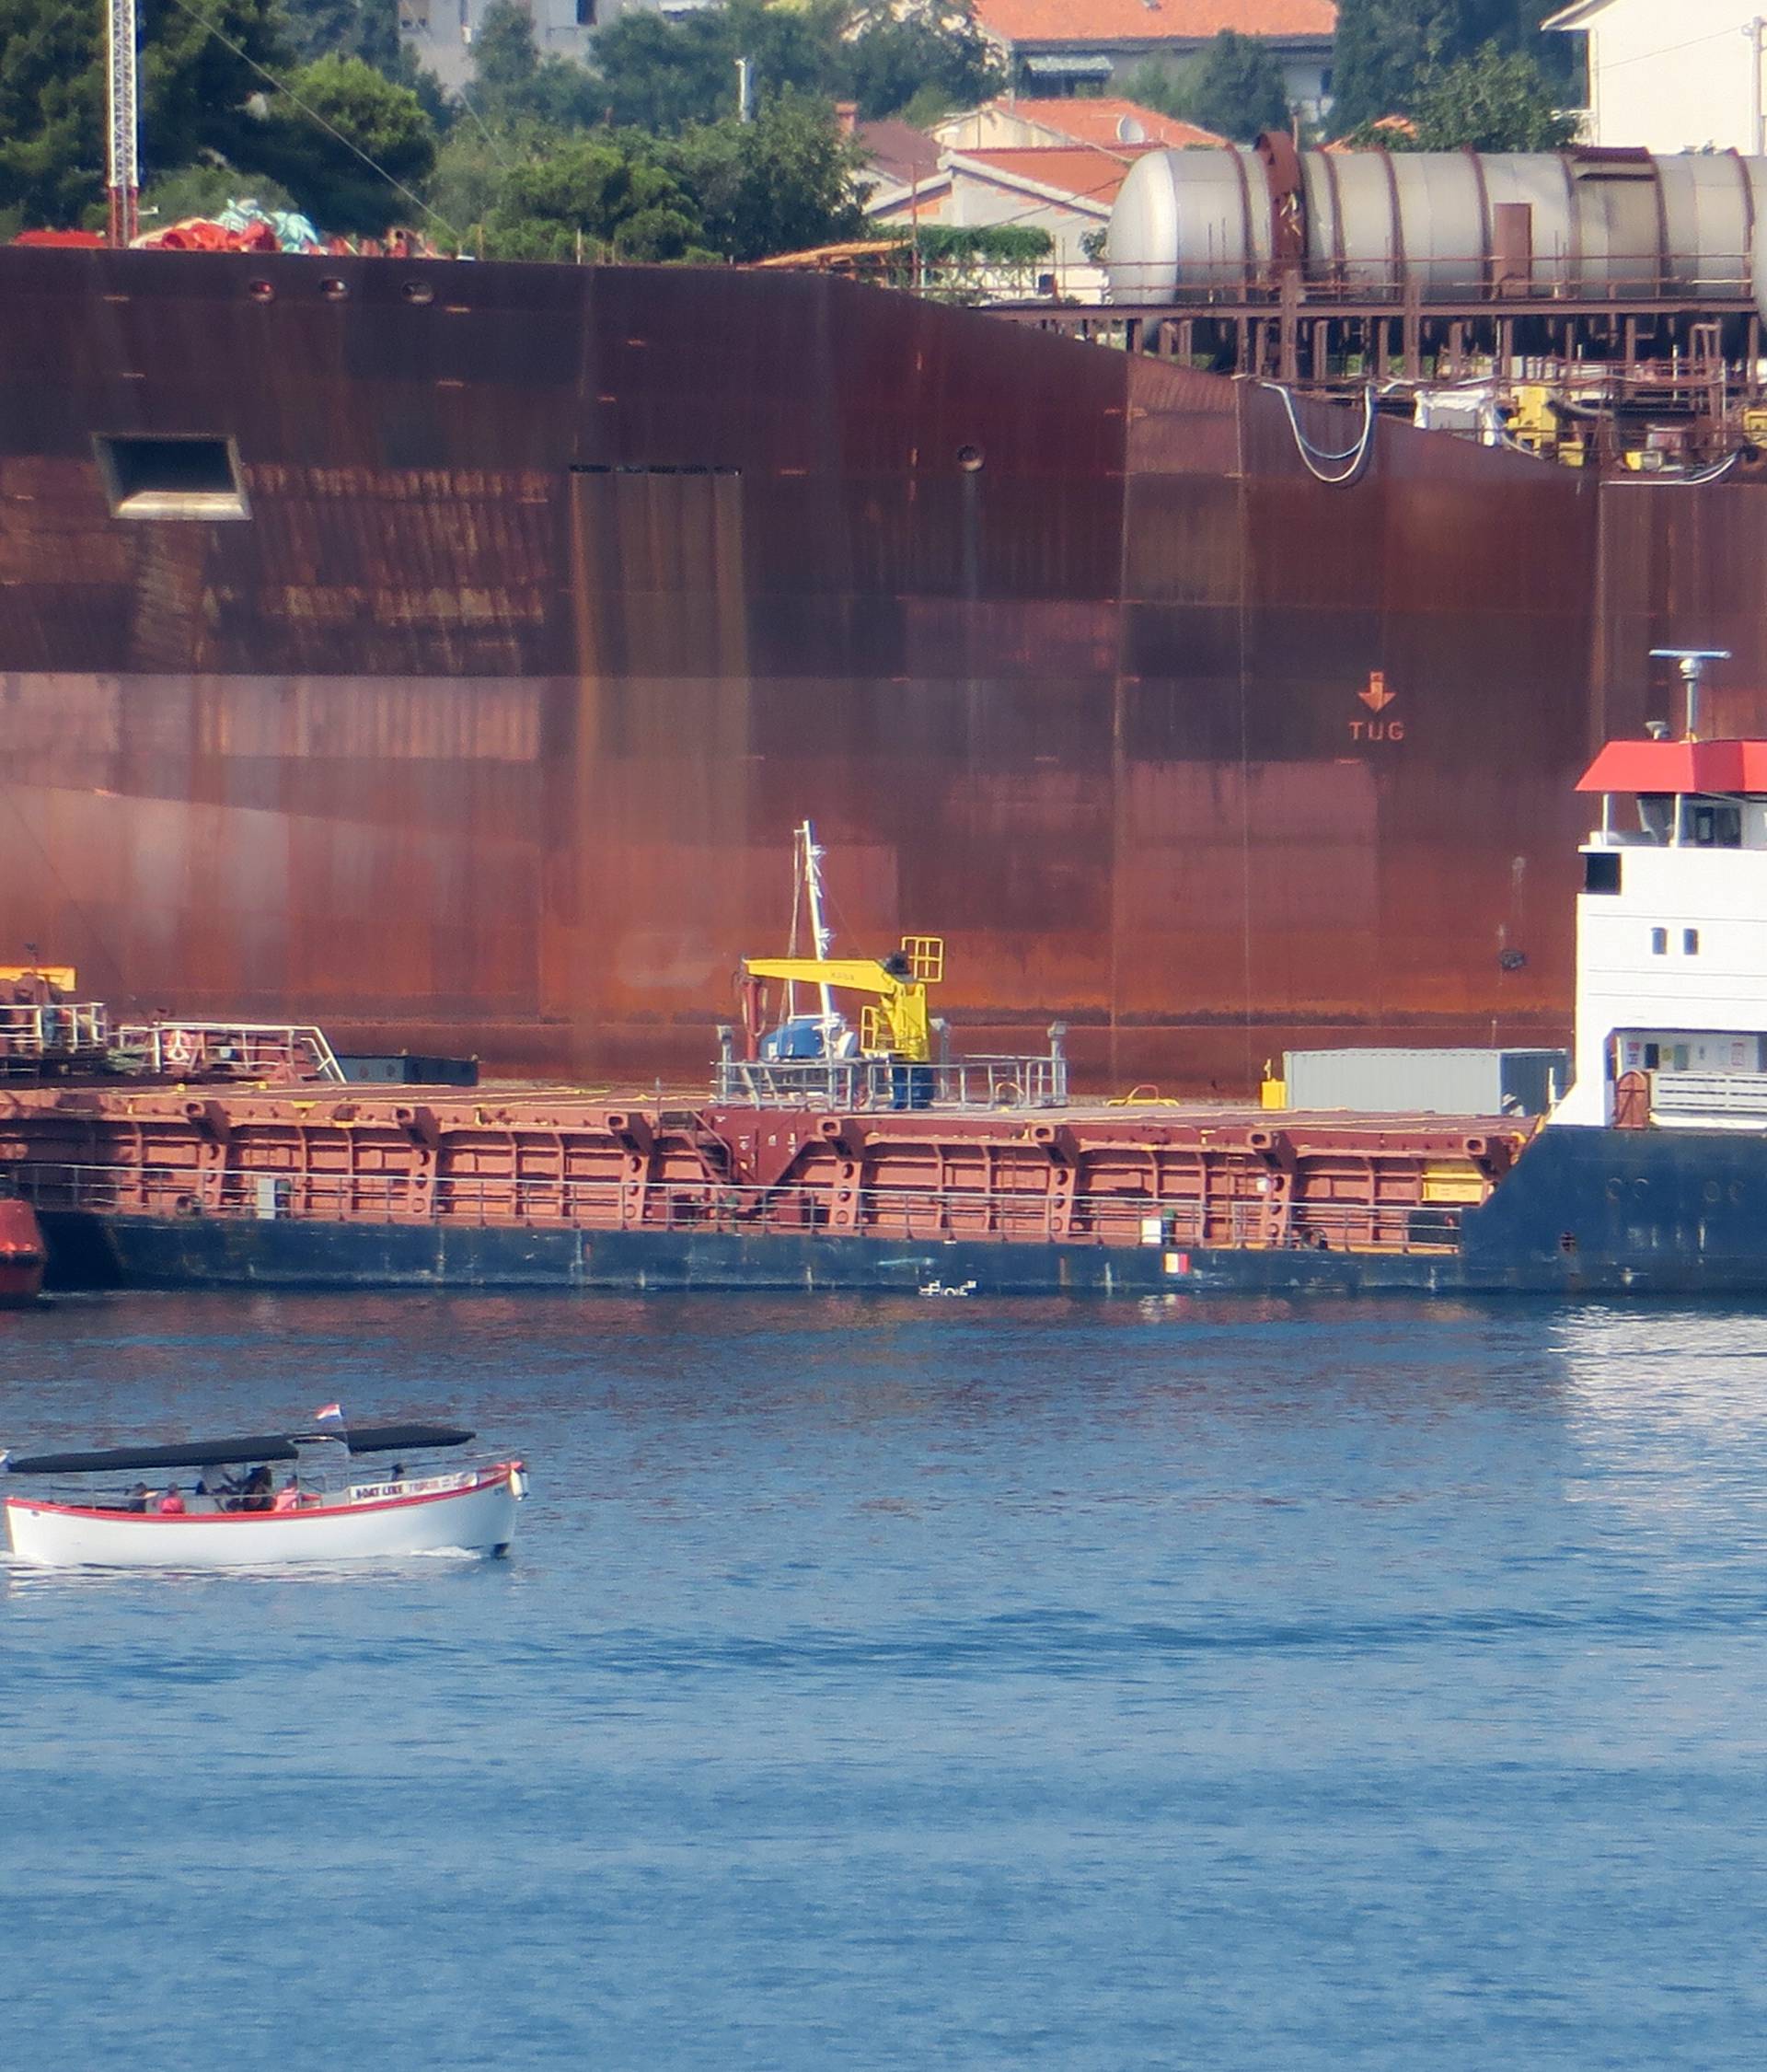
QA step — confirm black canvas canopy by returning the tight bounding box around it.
[1,1422,474,1476]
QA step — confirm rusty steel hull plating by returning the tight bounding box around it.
[1,249,1763,1091]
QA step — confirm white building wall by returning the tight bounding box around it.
[944,169,1110,295]
[1561,0,1766,153]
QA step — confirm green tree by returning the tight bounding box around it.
[585,13,719,132]
[590,0,839,133]
[841,1,1002,122]
[470,0,538,100]
[0,0,108,226]
[664,94,864,261]
[446,96,863,265]
[481,133,706,260]
[0,0,291,228]
[428,122,516,241]
[249,53,439,235]
[142,0,299,178]
[1118,62,1186,120]
[1332,0,1452,130]
[1174,30,1290,142]
[1330,2,1574,133]
[1403,43,1576,150]
[283,0,402,70]
[468,0,606,126]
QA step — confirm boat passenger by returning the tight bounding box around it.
[237,1464,274,1512]
[156,1485,186,1515]
[271,1478,307,1513]
[121,1482,150,1513]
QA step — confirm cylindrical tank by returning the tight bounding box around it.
[1104,145,1271,303]
[1106,146,1767,318]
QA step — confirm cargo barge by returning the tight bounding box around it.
[10,702,1767,1297]
[16,1094,1758,1299]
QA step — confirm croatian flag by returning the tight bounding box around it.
[313,1402,344,1423]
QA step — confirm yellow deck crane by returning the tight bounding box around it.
[734,820,944,1069]
[739,938,946,1063]
[720,824,1069,1111]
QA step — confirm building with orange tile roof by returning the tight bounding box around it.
[971,0,1335,122]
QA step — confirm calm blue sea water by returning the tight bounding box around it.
[4,1291,1767,2067]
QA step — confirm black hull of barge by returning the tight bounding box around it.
[37,1125,1767,1298]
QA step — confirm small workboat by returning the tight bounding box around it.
[1,1416,526,1568]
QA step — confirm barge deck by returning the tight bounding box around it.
[1,1080,1532,1294]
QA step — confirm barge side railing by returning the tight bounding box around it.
[13,1161,1466,1256]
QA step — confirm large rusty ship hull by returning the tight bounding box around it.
[0,248,1761,1091]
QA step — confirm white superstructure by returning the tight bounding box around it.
[1557,700,1767,1129]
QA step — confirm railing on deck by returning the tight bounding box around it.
[14,1160,1465,1257]
[110,1022,346,1084]
[0,1001,111,1070]
[713,1050,1069,1111]
[1648,1070,1767,1128]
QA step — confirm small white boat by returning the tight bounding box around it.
[1,1417,527,1568]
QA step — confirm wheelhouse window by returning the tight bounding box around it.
[1682,799,1742,847]
[1650,928,1668,955]
[1684,929,1701,955]
[1584,851,1622,894]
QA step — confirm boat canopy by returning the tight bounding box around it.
[0,1421,474,1476]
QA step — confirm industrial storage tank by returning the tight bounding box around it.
[1106,145,1767,318]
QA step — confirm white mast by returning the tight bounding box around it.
[798,819,837,1028]
[106,0,140,248]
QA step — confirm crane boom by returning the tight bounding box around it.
[742,955,934,1060]
[744,957,908,994]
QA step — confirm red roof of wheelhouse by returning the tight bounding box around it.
[1577,739,1767,794]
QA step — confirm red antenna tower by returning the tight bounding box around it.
[106,0,140,248]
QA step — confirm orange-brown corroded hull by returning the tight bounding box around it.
[0,248,1760,1093]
